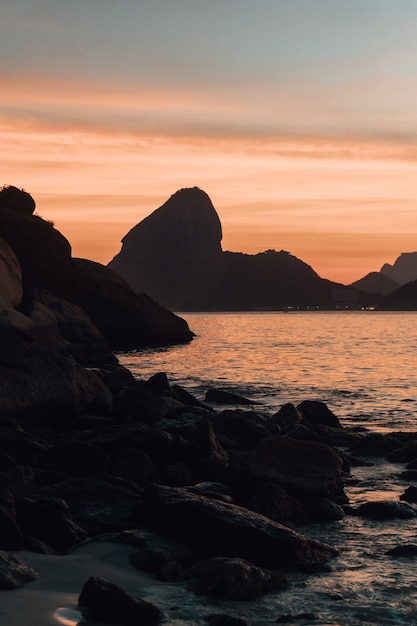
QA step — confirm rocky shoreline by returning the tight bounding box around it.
[2,187,417,625]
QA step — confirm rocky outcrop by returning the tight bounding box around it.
[109,188,356,311]
[109,187,224,310]
[0,185,193,351]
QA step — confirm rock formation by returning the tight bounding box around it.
[109,188,375,311]
[380,252,417,285]
[109,187,224,310]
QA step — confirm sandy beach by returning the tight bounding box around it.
[1,542,157,626]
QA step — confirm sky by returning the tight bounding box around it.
[1,0,417,284]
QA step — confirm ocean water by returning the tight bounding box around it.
[118,312,417,626]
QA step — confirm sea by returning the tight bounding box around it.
[118,311,417,626]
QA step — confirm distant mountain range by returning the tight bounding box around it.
[109,187,383,311]
[350,252,417,296]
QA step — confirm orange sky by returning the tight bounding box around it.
[2,1,417,285]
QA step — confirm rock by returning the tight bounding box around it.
[114,382,183,424]
[350,432,402,457]
[400,486,417,503]
[126,529,197,580]
[0,426,47,464]
[386,544,417,558]
[173,385,211,410]
[188,418,229,465]
[187,481,233,503]
[211,409,273,450]
[36,441,109,478]
[109,187,224,311]
[205,388,257,406]
[67,258,193,349]
[248,435,345,501]
[110,448,160,486]
[0,504,22,550]
[353,500,416,520]
[302,497,345,522]
[0,185,36,215]
[0,326,112,421]
[276,613,317,624]
[183,556,288,600]
[31,478,141,529]
[248,483,307,527]
[0,550,38,589]
[0,236,22,309]
[297,400,342,429]
[399,469,417,481]
[387,440,417,463]
[15,496,88,552]
[143,484,338,570]
[270,403,302,434]
[78,576,163,625]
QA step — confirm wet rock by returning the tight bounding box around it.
[78,576,163,625]
[400,469,417,481]
[353,500,416,520]
[400,485,417,503]
[276,613,317,624]
[387,440,417,463]
[270,403,302,434]
[204,615,248,626]
[143,484,338,569]
[302,496,345,522]
[386,544,417,558]
[350,432,402,457]
[183,556,288,600]
[173,385,212,410]
[297,400,342,428]
[248,435,345,501]
[113,383,183,424]
[0,550,38,589]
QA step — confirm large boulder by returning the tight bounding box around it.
[0,237,22,309]
[0,326,112,420]
[66,258,193,349]
[109,187,224,311]
[0,551,38,589]
[143,484,338,570]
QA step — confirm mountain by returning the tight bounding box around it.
[379,279,417,310]
[380,252,417,285]
[350,271,400,296]
[109,187,373,311]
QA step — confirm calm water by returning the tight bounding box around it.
[118,312,417,626]
[120,311,417,433]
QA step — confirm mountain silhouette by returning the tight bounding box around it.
[380,252,417,285]
[350,272,400,296]
[379,279,417,310]
[109,187,373,311]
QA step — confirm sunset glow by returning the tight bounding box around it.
[2,1,417,284]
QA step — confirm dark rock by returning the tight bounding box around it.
[387,440,417,463]
[0,453,16,471]
[0,236,22,309]
[0,326,112,421]
[32,477,141,528]
[297,400,342,429]
[211,409,273,450]
[110,448,160,485]
[78,576,163,625]
[0,550,38,589]
[159,407,213,438]
[109,187,224,311]
[0,426,47,463]
[67,258,193,349]
[386,544,417,558]
[36,441,109,478]
[353,500,416,520]
[183,556,288,600]
[204,615,248,626]
[188,418,229,465]
[248,435,345,501]
[400,486,417,503]
[113,383,183,424]
[302,497,345,522]
[248,483,307,527]
[0,504,22,550]
[399,469,417,481]
[15,496,87,552]
[350,432,402,457]
[173,385,211,410]
[270,403,302,434]
[126,529,197,579]
[0,465,35,496]
[205,388,257,406]
[276,613,317,624]
[144,484,338,569]
[187,481,233,503]
[0,185,36,215]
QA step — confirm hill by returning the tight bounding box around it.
[109,187,374,311]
